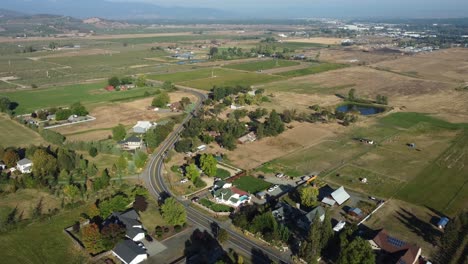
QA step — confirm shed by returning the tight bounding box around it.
[437,217,449,229]
[348,207,363,217]
[331,186,351,205]
[321,197,337,206]
[256,191,267,199]
[133,121,155,134]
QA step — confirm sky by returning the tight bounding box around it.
[4,0,468,19]
[109,0,468,18]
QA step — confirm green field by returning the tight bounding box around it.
[233,176,271,193]
[224,59,300,71]
[265,112,468,215]
[0,208,88,264]
[278,63,348,77]
[5,82,159,114]
[0,114,46,147]
[149,68,284,90]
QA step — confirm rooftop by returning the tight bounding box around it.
[113,240,146,264]
[331,186,350,205]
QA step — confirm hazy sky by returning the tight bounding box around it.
[109,0,468,18]
[6,0,468,18]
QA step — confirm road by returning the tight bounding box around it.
[141,86,290,264]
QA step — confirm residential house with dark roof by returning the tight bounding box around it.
[119,136,143,150]
[298,206,326,230]
[112,239,147,264]
[369,229,422,264]
[105,209,146,242]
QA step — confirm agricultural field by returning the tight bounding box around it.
[148,67,284,90]
[266,112,468,216]
[4,82,161,114]
[277,63,348,77]
[284,37,344,45]
[54,91,194,141]
[0,114,46,147]
[232,176,271,194]
[223,59,299,72]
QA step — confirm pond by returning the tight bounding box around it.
[336,104,385,116]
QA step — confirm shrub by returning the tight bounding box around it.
[88,147,98,157]
[174,225,182,232]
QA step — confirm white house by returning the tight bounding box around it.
[133,121,156,134]
[112,240,148,264]
[213,187,250,208]
[16,158,33,173]
[108,209,146,242]
[119,136,143,150]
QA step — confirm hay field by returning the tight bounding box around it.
[0,114,45,147]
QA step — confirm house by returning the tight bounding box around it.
[238,132,257,144]
[369,229,422,264]
[46,114,56,121]
[321,197,337,206]
[16,158,33,173]
[298,206,325,230]
[213,180,232,191]
[106,85,115,91]
[106,209,146,242]
[133,121,156,134]
[437,217,449,229]
[256,190,267,199]
[213,187,250,208]
[230,104,244,110]
[331,186,351,205]
[119,136,143,150]
[348,207,363,218]
[112,240,147,264]
[196,145,207,152]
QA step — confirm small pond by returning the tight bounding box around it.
[336,104,385,116]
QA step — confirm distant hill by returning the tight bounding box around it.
[0,0,233,20]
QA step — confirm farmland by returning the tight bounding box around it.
[277,63,348,77]
[5,82,160,114]
[224,59,299,72]
[265,112,468,216]
[148,67,284,90]
[0,114,46,146]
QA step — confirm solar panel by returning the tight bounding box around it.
[387,236,406,248]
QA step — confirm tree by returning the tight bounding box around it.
[55,109,72,120]
[63,184,80,202]
[348,88,356,100]
[70,102,88,116]
[81,223,106,254]
[0,96,11,112]
[186,163,200,183]
[108,76,120,88]
[133,151,148,169]
[161,197,186,226]
[152,91,170,107]
[218,133,236,150]
[133,195,149,212]
[301,214,322,264]
[136,75,146,87]
[300,186,319,208]
[102,223,126,249]
[88,147,98,157]
[86,203,100,219]
[200,154,217,177]
[264,110,285,136]
[3,149,19,167]
[180,97,191,110]
[320,210,333,251]
[217,228,229,244]
[32,149,57,179]
[209,47,219,56]
[112,124,126,141]
[174,138,193,153]
[99,194,130,218]
[337,237,375,264]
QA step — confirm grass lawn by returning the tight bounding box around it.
[233,176,271,194]
[278,63,348,77]
[139,198,166,230]
[0,114,46,147]
[149,68,284,91]
[0,207,88,264]
[224,59,300,72]
[5,82,159,114]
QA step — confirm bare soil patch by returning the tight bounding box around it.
[31,49,120,59]
[373,48,468,82]
[317,47,404,64]
[284,37,344,45]
[211,122,336,170]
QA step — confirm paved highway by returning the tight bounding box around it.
[142,86,290,264]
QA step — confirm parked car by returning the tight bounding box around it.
[145,234,153,242]
[369,196,377,201]
[191,196,199,202]
[276,173,285,178]
[180,178,189,183]
[333,221,346,232]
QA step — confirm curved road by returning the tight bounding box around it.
[142,86,290,264]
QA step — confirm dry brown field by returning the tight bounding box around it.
[316,47,404,64]
[54,91,197,141]
[284,37,344,45]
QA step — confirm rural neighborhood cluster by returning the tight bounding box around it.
[0,7,467,264]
